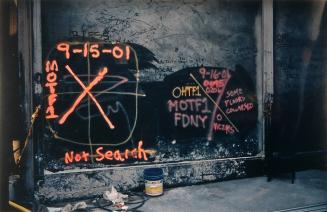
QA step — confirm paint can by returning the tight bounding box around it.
[144,168,163,196]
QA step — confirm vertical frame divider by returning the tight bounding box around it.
[32,0,43,182]
[262,0,274,176]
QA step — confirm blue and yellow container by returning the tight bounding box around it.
[144,168,164,196]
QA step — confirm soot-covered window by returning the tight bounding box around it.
[40,0,263,171]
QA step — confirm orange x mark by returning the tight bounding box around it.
[58,65,115,129]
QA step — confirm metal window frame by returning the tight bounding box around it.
[18,0,274,201]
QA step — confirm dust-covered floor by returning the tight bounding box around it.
[140,169,327,212]
[46,169,327,212]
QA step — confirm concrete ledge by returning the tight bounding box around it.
[36,157,264,203]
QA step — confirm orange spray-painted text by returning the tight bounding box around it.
[64,141,149,164]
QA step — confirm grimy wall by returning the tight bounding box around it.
[274,1,327,155]
[33,0,265,202]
